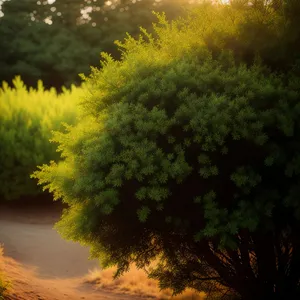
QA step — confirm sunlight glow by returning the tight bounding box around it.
[0,0,3,17]
[44,16,53,25]
[211,0,231,4]
[81,6,93,20]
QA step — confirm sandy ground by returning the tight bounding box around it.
[0,200,144,300]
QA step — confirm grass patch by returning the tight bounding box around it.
[0,246,11,300]
[84,265,206,299]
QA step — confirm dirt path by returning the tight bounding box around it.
[0,201,144,300]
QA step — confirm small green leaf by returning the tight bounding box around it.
[137,206,151,222]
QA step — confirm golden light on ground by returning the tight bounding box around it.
[85,265,207,300]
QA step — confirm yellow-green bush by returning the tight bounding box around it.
[0,76,82,201]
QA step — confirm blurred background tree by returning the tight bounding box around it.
[0,0,194,89]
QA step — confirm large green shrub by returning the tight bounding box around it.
[32,2,300,299]
[0,77,81,201]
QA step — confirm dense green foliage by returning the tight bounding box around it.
[32,1,300,299]
[0,77,81,201]
[0,0,191,89]
[208,0,300,74]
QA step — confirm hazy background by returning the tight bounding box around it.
[0,0,213,90]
